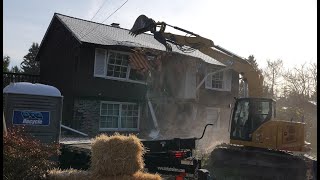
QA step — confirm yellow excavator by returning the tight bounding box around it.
[129,15,316,179]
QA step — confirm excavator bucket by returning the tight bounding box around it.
[129,15,156,36]
[129,15,172,51]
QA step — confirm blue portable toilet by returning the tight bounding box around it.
[3,82,63,144]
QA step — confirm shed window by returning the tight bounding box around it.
[100,101,140,131]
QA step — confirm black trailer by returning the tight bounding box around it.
[59,124,214,180]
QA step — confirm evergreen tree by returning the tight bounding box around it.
[246,55,261,73]
[239,55,262,97]
[10,65,22,73]
[20,42,40,74]
[3,55,10,72]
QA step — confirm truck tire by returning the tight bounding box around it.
[197,169,215,180]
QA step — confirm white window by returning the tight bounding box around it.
[205,66,232,91]
[100,101,140,131]
[94,49,145,84]
[106,51,130,79]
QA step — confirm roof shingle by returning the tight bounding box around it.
[56,13,226,66]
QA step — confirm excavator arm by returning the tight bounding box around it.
[129,15,263,97]
[128,15,316,180]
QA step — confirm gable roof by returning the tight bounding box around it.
[41,13,244,66]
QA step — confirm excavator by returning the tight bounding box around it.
[129,15,316,180]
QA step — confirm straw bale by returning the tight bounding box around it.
[91,133,145,176]
[47,168,90,180]
[47,169,161,180]
[90,171,162,180]
[132,171,162,180]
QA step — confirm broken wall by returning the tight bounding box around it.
[145,53,239,152]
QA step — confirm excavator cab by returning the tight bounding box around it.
[230,97,311,152]
[230,98,275,141]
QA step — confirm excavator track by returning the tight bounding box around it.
[204,143,316,180]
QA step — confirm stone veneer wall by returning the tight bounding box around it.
[73,98,151,138]
[73,99,101,137]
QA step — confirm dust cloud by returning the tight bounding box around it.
[154,103,230,154]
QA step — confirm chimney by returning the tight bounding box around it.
[111,23,120,28]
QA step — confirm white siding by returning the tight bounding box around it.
[206,107,220,129]
[205,72,212,89]
[224,69,232,92]
[184,65,197,99]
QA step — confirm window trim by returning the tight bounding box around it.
[106,50,131,80]
[99,101,140,131]
[94,48,107,78]
[211,70,224,90]
[205,68,230,91]
[94,49,147,85]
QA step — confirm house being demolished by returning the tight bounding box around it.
[36,13,241,149]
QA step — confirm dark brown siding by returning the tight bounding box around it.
[38,16,81,126]
[38,17,147,128]
[73,43,147,102]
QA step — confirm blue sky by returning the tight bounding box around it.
[4,0,317,69]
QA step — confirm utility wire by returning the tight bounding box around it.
[90,0,108,21]
[80,0,129,40]
[75,0,108,42]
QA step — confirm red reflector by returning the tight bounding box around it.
[176,172,186,180]
[174,151,185,158]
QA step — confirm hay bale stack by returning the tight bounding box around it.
[48,134,161,180]
[48,169,161,180]
[91,171,162,180]
[90,133,145,176]
[47,168,90,180]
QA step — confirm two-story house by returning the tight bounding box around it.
[36,13,240,139]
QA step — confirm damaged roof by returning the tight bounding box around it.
[54,13,229,66]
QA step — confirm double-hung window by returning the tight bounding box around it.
[106,51,130,79]
[205,66,232,91]
[100,101,140,131]
[94,49,145,83]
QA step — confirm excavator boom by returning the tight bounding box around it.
[129,15,264,98]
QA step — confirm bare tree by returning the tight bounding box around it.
[282,63,314,100]
[309,63,317,101]
[263,59,283,98]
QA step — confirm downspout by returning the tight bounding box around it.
[147,98,160,139]
[147,100,159,129]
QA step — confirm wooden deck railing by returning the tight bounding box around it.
[3,72,40,88]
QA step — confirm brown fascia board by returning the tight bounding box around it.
[35,13,83,61]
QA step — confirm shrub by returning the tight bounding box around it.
[3,126,60,180]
